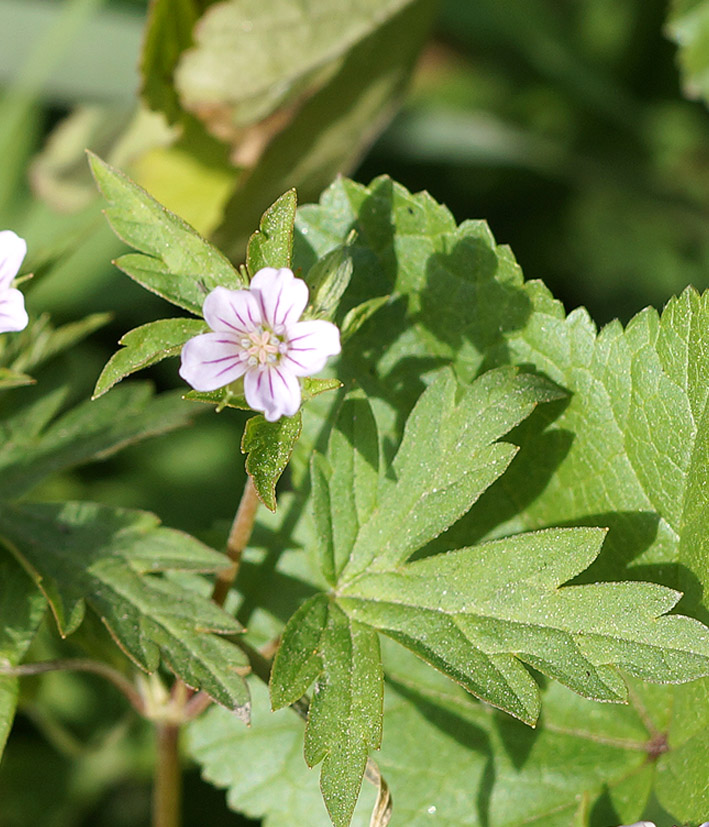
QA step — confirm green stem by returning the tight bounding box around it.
[153,722,182,827]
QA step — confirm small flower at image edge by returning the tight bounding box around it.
[180,267,341,421]
[0,230,29,333]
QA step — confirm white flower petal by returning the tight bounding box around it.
[284,319,341,376]
[244,365,301,421]
[0,287,28,333]
[0,231,26,291]
[250,267,308,330]
[203,286,261,333]
[179,332,248,391]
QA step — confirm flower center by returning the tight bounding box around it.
[242,326,288,367]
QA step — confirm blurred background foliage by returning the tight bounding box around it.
[1,0,709,824]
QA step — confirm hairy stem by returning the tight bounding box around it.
[212,475,260,607]
[0,658,144,714]
[153,722,182,827]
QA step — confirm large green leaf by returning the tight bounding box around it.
[89,152,244,315]
[0,383,195,501]
[293,177,709,822]
[0,553,46,759]
[189,643,669,827]
[0,501,249,715]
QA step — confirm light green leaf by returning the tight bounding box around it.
[93,317,208,398]
[310,395,379,586]
[246,188,297,276]
[270,595,383,827]
[89,152,244,314]
[189,643,664,827]
[212,0,436,261]
[0,383,195,501]
[340,295,389,342]
[140,0,220,124]
[0,501,249,715]
[242,413,302,511]
[176,0,424,128]
[666,0,709,105]
[0,552,46,759]
[339,528,709,723]
[340,367,564,581]
[187,678,377,826]
[302,602,382,827]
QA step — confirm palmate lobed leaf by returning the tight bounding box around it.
[293,176,709,822]
[271,364,709,825]
[270,367,566,822]
[0,501,249,716]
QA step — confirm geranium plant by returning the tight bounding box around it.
[1,2,709,827]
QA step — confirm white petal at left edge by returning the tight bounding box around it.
[244,365,301,421]
[0,231,26,291]
[0,287,28,333]
[179,332,247,391]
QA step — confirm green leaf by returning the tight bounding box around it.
[246,188,297,276]
[340,295,389,342]
[0,501,249,715]
[270,596,383,827]
[89,152,244,314]
[302,602,382,827]
[212,0,436,261]
[666,0,709,105]
[340,367,565,581]
[141,0,219,123]
[242,413,302,511]
[0,383,195,501]
[93,317,208,398]
[339,528,709,722]
[176,0,426,128]
[189,643,663,827]
[187,678,377,826]
[0,552,46,759]
[310,394,379,586]
[0,368,34,390]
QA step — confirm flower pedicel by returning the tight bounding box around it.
[180,267,341,421]
[0,230,29,334]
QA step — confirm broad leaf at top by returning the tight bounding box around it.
[0,501,249,716]
[89,152,244,315]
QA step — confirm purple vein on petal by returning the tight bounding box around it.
[217,315,240,331]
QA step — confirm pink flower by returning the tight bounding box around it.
[0,231,28,334]
[180,267,341,421]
